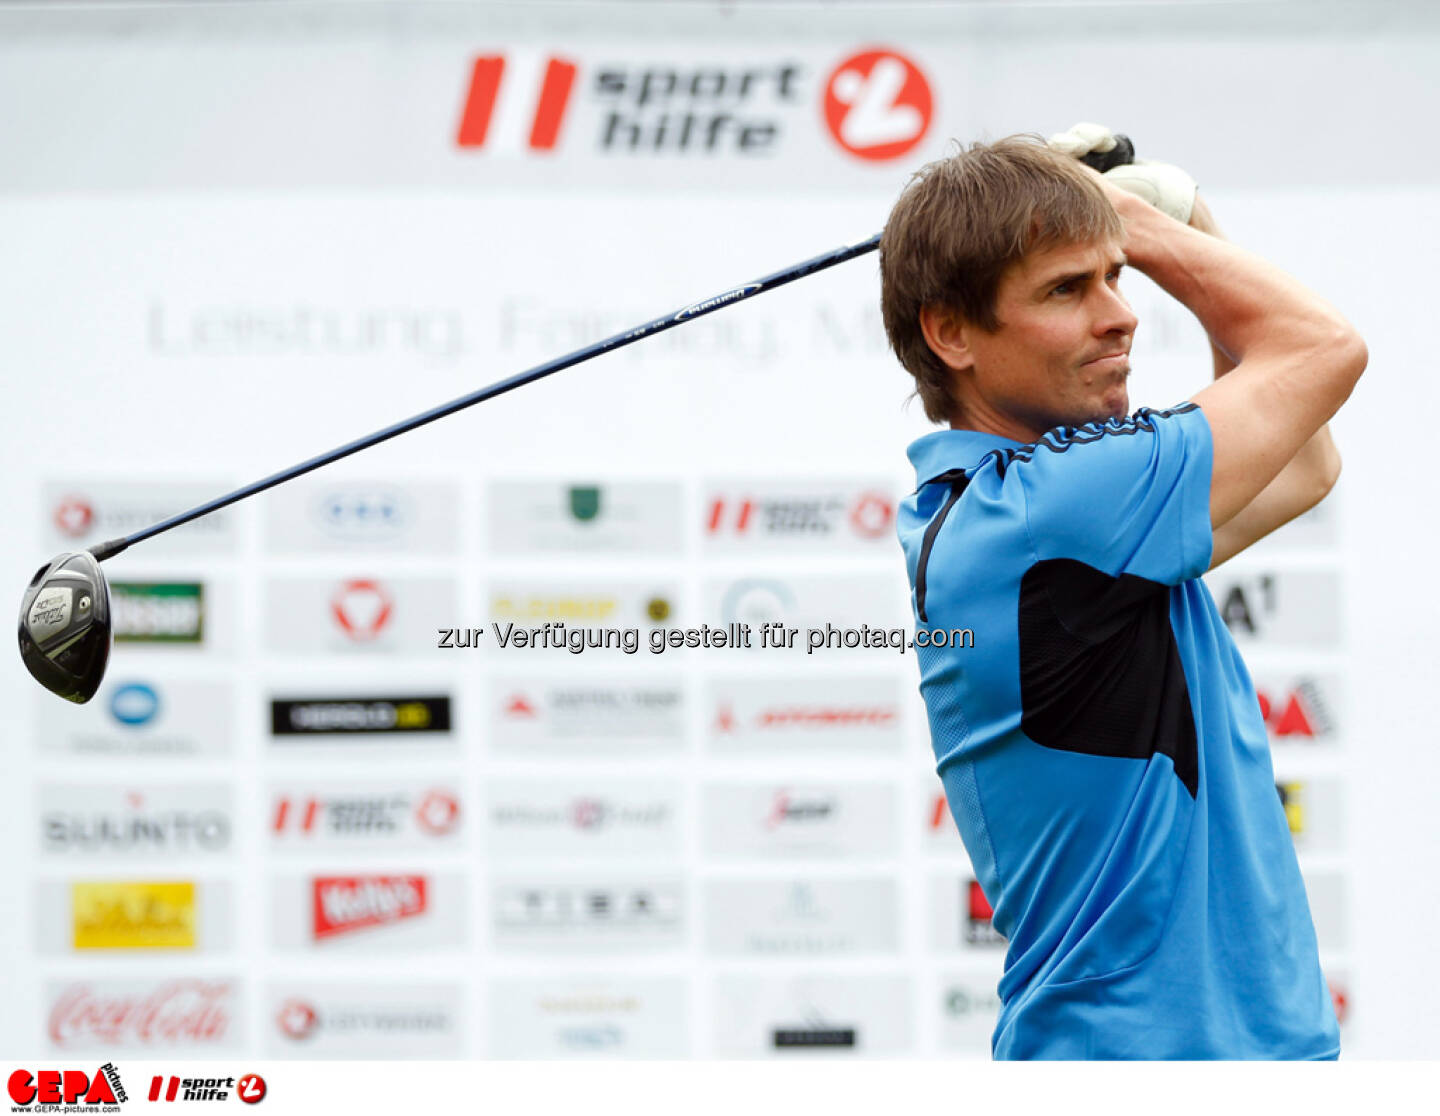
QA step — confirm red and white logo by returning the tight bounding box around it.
[276,999,318,1040]
[1256,683,1329,738]
[8,1068,121,1107]
[53,497,94,538]
[457,54,579,151]
[756,705,897,729]
[331,579,394,641]
[571,797,607,830]
[765,790,835,828]
[708,498,756,534]
[48,979,233,1048]
[848,492,894,538]
[930,792,957,834]
[237,1075,267,1105]
[312,875,428,940]
[504,693,538,719]
[822,48,933,161]
[415,790,461,835]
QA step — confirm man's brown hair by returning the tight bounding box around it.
[880,136,1124,423]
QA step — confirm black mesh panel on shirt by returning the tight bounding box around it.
[1018,558,1198,797]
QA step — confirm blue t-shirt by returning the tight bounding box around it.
[899,404,1337,1060]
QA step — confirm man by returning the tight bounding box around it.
[882,126,1365,1059]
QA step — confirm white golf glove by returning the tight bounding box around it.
[1048,121,1198,225]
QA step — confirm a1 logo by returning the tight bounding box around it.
[237,1074,266,1104]
[823,48,934,161]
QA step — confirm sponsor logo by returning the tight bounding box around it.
[492,797,671,833]
[457,53,801,156]
[275,997,454,1043]
[276,999,318,1039]
[43,794,231,854]
[488,482,684,555]
[71,881,196,950]
[312,875,428,940]
[48,980,234,1049]
[708,879,898,956]
[331,579,394,641]
[7,1065,125,1108]
[492,591,673,625]
[496,884,680,928]
[272,789,460,838]
[1208,569,1342,645]
[109,682,160,727]
[557,1024,624,1050]
[706,490,894,541]
[1256,679,1334,739]
[720,578,796,625]
[48,490,228,544]
[821,48,933,161]
[146,1076,235,1103]
[715,701,897,733]
[502,686,682,728]
[568,486,602,522]
[237,1077,266,1105]
[111,582,204,643]
[1275,781,1305,835]
[1328,977,1349,1026]
[944,984,1002,1018]
[765,790,835,828]
[271,696,451,735]
[772,1024,857,1049]
[457,55,579,150]
[53,497,95,538]
[314,489,409,541]
[505,693,538,718]
[965,879,1004,947]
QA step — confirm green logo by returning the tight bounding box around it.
[111,582,204,643]
[568,486,602,523]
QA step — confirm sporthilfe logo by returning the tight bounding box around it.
[821,48,933,161]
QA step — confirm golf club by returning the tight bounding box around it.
[18,140,1134,704]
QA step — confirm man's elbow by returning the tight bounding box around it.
[1303,439,1342,512]
[1328,322,1368,397]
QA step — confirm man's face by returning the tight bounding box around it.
[960,237,1138,437]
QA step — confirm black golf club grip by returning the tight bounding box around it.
[1079,134,1135,174]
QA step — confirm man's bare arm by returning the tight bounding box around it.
[1097,180,1366,529]
[1181,195,1345,568]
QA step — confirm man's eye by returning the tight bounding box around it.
[1051,282,1074,296]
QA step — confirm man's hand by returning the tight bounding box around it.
[1048,122,1198,223]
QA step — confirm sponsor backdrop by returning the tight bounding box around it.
[1,1,1434,1058]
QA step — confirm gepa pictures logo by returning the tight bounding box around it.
[455,47,932,161]
[8,1065,125,1109]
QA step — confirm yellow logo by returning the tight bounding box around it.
[72,881,196,949]
[1276,782,1306,836]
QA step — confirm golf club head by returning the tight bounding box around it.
[18,550,112,704]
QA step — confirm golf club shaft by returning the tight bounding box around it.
[88,232,882,563]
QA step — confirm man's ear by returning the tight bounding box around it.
[919,304,975,373]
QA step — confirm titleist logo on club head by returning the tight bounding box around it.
[673,283,763,321]
[49,979,234,1046]
[313,875,428,939]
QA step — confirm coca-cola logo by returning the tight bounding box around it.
[48,980,233,1047]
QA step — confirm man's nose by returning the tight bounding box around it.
[1094,284,1138,336]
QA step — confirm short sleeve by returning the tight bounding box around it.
[1012,404,1213,585]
